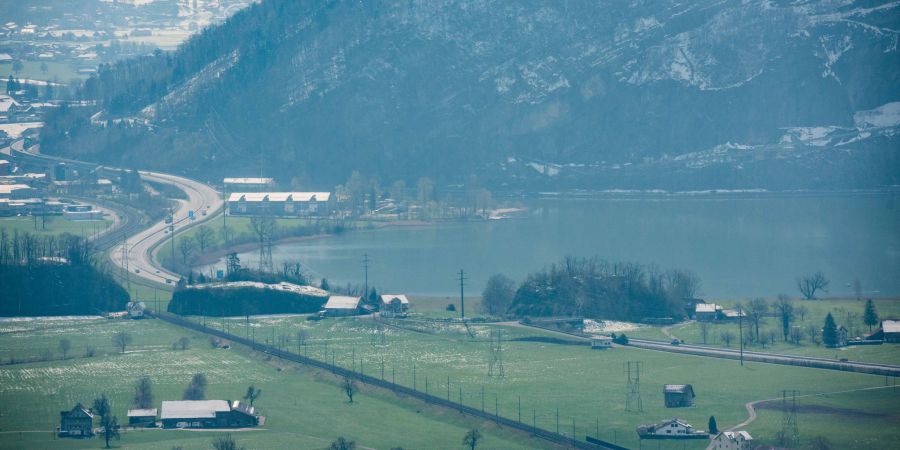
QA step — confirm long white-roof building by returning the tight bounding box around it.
[227,192,333,217]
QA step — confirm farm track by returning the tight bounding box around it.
[728,385,899,431]
[514,322,900,377]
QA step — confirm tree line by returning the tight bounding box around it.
[0,231,129,316]
[482,257,700,321]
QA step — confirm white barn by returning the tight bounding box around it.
[324,296,361,317]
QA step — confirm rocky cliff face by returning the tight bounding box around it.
[46,0,900,190]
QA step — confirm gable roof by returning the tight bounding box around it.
[638,417,694,433]
[160,400,230,419]
[227,192,331,202]
[61,404,94,419]
[664,384,695,396]
[882,319,900,333]
[695,303,719,313]
[325,296,361,310]
[380,294,409,304]
[230,400,258,417]
[127,408,157,417]
[716,431,753,441]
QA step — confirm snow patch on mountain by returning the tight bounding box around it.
[854,102,900,129]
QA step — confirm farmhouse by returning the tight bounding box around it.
[706,431,753,450]
[127,408,157,427]
[127,301,146,319]
[663,384,695,407]
[590,335,613,349]
[59,404,94,437]
[380,294,410,318]
[227,192,333,217]
[324,296,362,316]
[827,325,850,348]
[0,183,35,199]
[160,400,259,429]
[694,303,721,322]
[223,177,274,191]
[637,417,707,440]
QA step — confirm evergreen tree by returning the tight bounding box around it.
[708,416,718,434]
[864,299,879,331]
[822,313,839,347]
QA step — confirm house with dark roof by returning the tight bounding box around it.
[59,404,94,437]
[663,384,695,408]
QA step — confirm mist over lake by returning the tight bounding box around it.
[219,193,900,299]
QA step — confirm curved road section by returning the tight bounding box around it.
[9,140,223,286]
[108,170,222,286]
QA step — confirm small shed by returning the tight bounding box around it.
[59,404,94,437]
[663,384,695,408]
[324,296,361,317]
[127,408,157,427]
[590,335,613,349]
[380,294,410,318]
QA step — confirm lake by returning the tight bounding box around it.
[213,193,900,299]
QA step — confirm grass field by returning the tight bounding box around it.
[629,298,900,365]
[203,314,898,450]
[0,318,557,450]
[0,216,111,238]
[1,60,83,83]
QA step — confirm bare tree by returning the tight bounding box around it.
[463,429,483,450]
[719,331,735,347]
[699,321,711,344]
[183,373,207,400]
[93,394,119,448]
[341,377,357,403]
[243,385,261,406]
[133,376,153,409]
[797,271,829,299]
[806,323,821,346]
[666,269,702,300]
[481,274,516,317]
[213,434,245,450]
[58,338,71,359]
[330,437,356,450]
[790,326,803,345]
[178,336,190,350]
[112,331,133,353]
[297,330,309,354]
[195,225,216,254]
[795,305,808,321]
[853,279,862,301]
[178,236,197,265]
[745,298,768,341]
[774,295,795,342]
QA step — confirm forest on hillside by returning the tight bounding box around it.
[0,231,129,316]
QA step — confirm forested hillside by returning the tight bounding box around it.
[0,232,129,316]
[41,0,900,190]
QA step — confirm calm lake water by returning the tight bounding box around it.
[216,194,900,299]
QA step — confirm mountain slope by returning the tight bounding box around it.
[41,0,900,190]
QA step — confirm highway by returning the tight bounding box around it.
[8,140,223,287]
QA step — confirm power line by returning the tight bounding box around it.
[457,269,467,319]
[625,361,642,412]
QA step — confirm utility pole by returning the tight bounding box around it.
[222,201,228,247]
[739,305,744,366]
[780,390,799,446]
[458,269,467,319]
[362,253,370,301]
[625,361,643,412]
